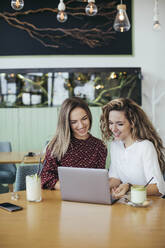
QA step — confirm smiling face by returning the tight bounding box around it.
[109,110,134,147]
[70,107,90,140]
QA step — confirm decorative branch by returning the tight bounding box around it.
[90,74,137,105]
[0,1,117,49]
[17,74,48,96]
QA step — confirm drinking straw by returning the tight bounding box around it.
[37,157,46,176]
[37,157,42,176]
[144,177,154,188]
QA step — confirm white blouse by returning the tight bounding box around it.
[108,140,165,195]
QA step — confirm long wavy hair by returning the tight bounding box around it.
[48,97,92,161]
[100,98,165,173]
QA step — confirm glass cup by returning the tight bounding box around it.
[131,185,146,204]
[26,174,42,202]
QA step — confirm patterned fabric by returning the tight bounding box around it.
[41,134,107,189]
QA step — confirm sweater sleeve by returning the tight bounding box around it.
[142,141,165,195]
[97,141,107,169]
[41,149,59,190]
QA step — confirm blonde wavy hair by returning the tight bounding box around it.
[47,97,92,161]
[100,98,165,173]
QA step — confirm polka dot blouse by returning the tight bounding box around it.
[41,134,107,189]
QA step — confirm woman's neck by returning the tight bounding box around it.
[123,137,136,148]
[73,132,90,140]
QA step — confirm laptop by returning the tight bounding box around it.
[58,167,117,205]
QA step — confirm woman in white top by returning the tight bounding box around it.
[100,98,165,198]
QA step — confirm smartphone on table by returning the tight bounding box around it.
[0,202,23,212]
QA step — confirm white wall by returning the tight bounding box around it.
[0,0,165,143]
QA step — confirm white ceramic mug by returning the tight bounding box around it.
[26,174,42,202]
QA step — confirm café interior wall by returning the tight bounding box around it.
[0,107,103,152]
[0,0,165,151]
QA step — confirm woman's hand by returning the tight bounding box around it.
[112,183,129,199]
[109,178,121,191]
[54,180,60,190]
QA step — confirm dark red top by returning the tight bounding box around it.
[41,134,107,189]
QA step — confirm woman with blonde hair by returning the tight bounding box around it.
[100,98,165,198]
[41,97,107,190]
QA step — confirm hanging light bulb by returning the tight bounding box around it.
[113,0,131,32]
[153,0,161,31]
[153,20,161,31]
[85,0,98,16]
[11,0,24,11]
[57,0,68,23]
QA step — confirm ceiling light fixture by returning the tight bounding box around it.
[85,0,98,17]
[153,0,161,31]
[11,0,24,11]
[57,0,68,23]
[113,0,131,32]
[10,0,131,33]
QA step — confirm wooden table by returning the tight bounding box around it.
[0,152,43,164]
[0,190,165,248]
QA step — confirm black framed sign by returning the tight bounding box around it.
[0,0,132,56]
[0,67,141,108]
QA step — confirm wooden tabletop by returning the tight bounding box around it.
[0,190,165,248]
[0,152,24,164]
[0,152,44,164]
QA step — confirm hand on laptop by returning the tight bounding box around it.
[112,183,129,199]
[54,181,60,190]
